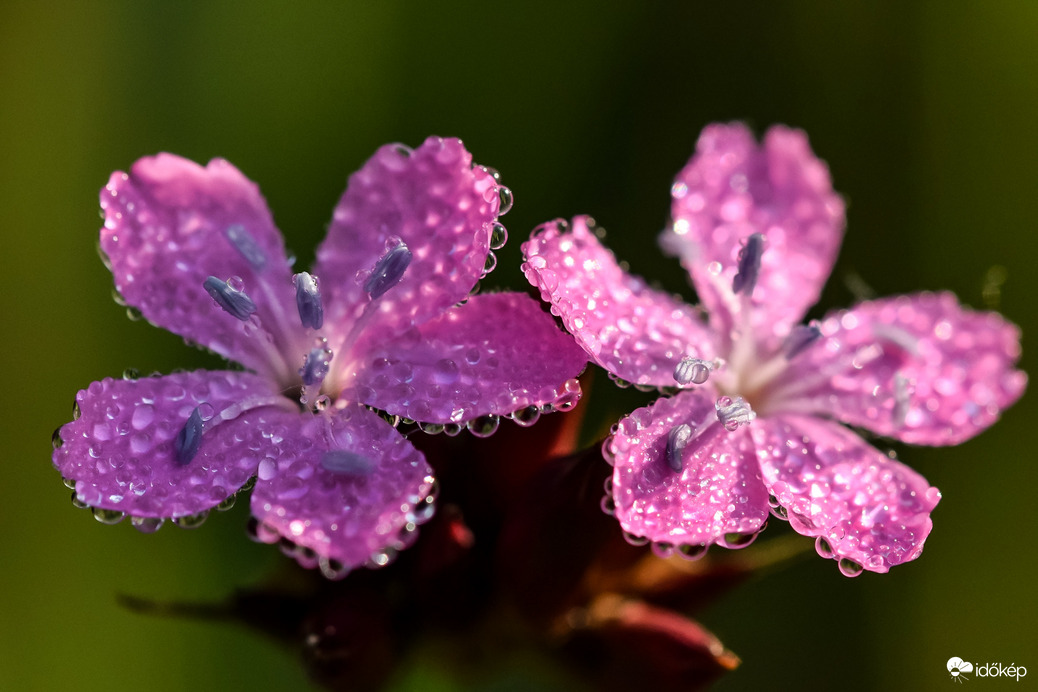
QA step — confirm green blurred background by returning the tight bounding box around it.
[2,2,1035,690]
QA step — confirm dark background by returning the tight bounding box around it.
[2,2,1035,690]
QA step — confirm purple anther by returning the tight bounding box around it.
[784,323,822,359]
[174,407,205,465]
[300,346,333,387]
[203,276,256,321]
[225,224,267,271]
[715,396,756,431]
[294,272,323,329]
[674,357,712,385]
[364,242,412,299]
[321,450,375,476]
[731,232,764,296]
[666,423,693,472]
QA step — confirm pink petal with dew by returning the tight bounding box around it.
[752,414,940,574]
[249,404,434,574]
[343,292,587,425]
[609,390,769,547]
[664,123,845,350]
[315,137,502,354]
[100,154,301,380]
[53,370,293,520]
[772,292,1026,445]
[523,216,716,387]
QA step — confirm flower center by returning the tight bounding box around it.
[176,234,415,463]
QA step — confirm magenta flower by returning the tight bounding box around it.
[522,123,1025,575]
[53,137,587,578]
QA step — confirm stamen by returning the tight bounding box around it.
[225,224,267,271]
[872,324,919,356]
[300,345,333,386]
[731,233,764,296]
[321,450,375,476]
[674,357,713,385]
[892,372,911,426]
[203,276,256,321]
[294,272,323,329]
[364,242,412,299]
[174,407,205,465]
[715,396,756,431]
[784,322,822,359]
[666,424,693,472]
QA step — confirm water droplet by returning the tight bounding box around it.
[489,222,508,250]
[418,421,444,435]
[368,546,398,568]
[411,496,436,525]
[607,373,632,389]
[196,402,216,421]
[622,531,648,547]
[482,251,497,274]
[111,288,127,306]
[815,536,836,559]
[61,476,75,489]
[466,414,500,438]
[131,516,164,533]
[433,358,459,384]
[318,557,351,580]
[122,367,141,380]
[495,186,514,215]
[70,491,88,509]
[92,507,125,525]
[72,400,82,420]
[511,406,541,427]
[651,541,675,559]
[173,511,209,529]
[216,494,236,511]
[240,476,257,493]
[226,275,245,292]
[443,423,462,437]
[838,557,864,577]
[600,494,616,516]
[52,428,64,450]
[601,437,616,465]
[677,543,709,561]
[769,505,788,520]
[126,306,143,321]
[97,240,112,269]
[722,531,759,549]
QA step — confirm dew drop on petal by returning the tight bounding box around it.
[92,507,125,525]
[838,557,864,577]
[131,516,164,533]
[172,511,209,529]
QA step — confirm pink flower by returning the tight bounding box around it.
[522,123,1025,575]
[53,137,587,578]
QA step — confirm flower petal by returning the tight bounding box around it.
[523,216,717,387]
[752,414,940,573]
[53,370,291,518]
[663,123,845,349]
[343,292,587,424]
[100,154,302,381]
[609,390,769,547]
[249,404,434,572]
[771,292,1026,445]
[315,137,501,352]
